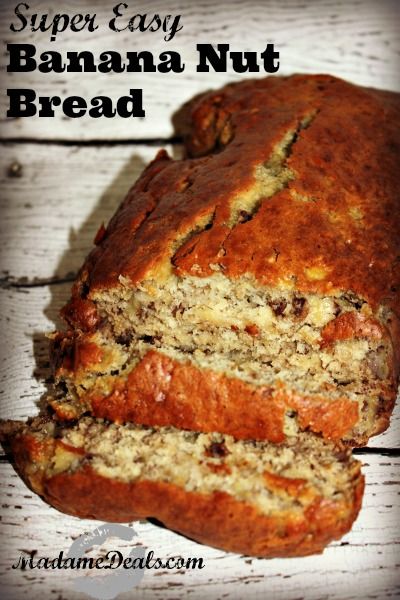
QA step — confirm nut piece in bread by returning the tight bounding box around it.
[1,417,364,558]
[51,74,399,446]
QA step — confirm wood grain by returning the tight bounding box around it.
[1,1,399,596]
[0,142,175,283]
[1,0,399,140]
[0,454,399,600]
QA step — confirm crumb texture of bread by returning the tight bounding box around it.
[4,417,364,558]
[52,74,400,445]
[1,74,399,559]
[52,272,396,444]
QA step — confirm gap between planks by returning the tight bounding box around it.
[0,276,77,289]
[0,137,182,146]
[0,138,173,286]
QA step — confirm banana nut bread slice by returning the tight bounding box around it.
[1,417,364,558]
[49,74,399,446]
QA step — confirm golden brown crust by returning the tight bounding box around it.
[65,75,399,317]
[9,433,364,558]
[45,473,364,558]
[55,348,359,443]
[3,74,396,559]
[55,74,399,446]
[320,312,384,349]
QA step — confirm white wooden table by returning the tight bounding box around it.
[1,1,399,598]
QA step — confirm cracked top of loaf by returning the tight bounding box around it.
[64,74,400,324]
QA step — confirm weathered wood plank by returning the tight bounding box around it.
[1,1,399,597]
[1,0,399,140]
[0,454,399,599]
[0,143,176,282]
[0,283,398,449]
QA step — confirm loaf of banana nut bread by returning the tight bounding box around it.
[1,74,399,558]
[2,417,364,558]
[50,74,399,446]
